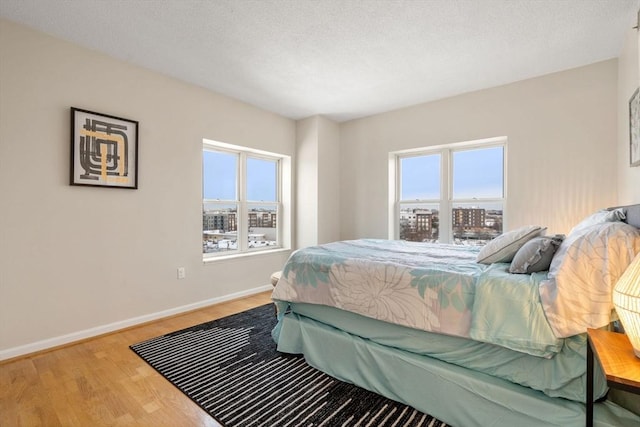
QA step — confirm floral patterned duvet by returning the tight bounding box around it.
[272,239,563,357]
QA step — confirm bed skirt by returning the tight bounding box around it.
[276,312,640,427]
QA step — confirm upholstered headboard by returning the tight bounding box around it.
[611,204,640,229]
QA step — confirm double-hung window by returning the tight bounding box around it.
[203,139,286,258]
[392,137,506,245]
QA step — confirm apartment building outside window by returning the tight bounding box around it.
[202,139,288,258]
[391,137,506,245]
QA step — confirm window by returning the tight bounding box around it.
[203,139,289,258]
[392,138,506,245]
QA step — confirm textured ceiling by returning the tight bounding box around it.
[1,0,638,122]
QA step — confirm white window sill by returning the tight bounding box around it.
[203,247,291,264]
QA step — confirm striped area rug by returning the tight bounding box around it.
[130,304,449,427]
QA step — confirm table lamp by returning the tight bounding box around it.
[613,252,640,358]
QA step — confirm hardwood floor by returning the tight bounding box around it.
[0,291,273,426]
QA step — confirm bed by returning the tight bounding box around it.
[271,204,640,427]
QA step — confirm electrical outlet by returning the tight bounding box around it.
[177,267,186,279]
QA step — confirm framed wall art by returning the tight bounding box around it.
[630,88,640,167]
[70,107,139,188]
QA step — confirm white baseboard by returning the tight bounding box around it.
[0,284,273,362]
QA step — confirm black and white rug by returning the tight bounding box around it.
[130,304,449,427]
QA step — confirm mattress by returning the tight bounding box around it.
[272,238,562,358]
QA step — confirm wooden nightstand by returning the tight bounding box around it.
[586,328,640,427]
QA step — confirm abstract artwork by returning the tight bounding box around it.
[630,88,640,167]
[70,107,139,188]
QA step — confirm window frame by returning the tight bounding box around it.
[203,139,289,260]
[389,137,507,244]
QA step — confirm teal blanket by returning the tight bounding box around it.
[272,239,562,357]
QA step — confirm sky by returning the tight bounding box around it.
[203,151,276,201]
[401,146,503,201]
[204,145,502,203]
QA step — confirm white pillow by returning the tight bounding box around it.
[569,208,625,236]
[477,225,546,264]
[540,221,640,337]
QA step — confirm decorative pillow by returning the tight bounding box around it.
[569,208,626,236]
[477,225,546,264]
[509,235,564,274]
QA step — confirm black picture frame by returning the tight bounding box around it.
[70,107,139,188]
[630,88,640,167]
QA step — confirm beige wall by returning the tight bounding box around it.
[618,27,640,204]
[317,116,341,244]
[295,117,319,247]
[339,60,619,240]
[0,19,295,357]
[295,115,340,248]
